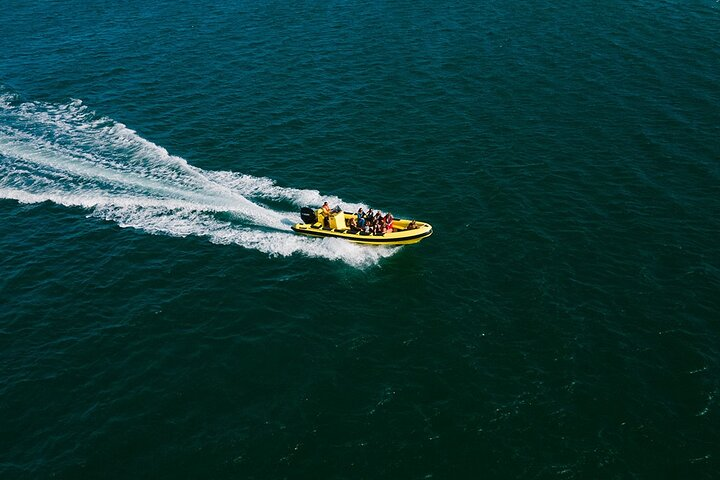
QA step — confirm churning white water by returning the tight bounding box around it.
[0,92,398,267]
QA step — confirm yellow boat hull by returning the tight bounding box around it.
[291,213,432,245]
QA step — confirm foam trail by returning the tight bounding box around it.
[0,90,397,267]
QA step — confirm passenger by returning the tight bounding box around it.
[406,220,418,230]
[367,211,376,233]
[356,208,366,229]
[347,215,358,232]
[373,216,385,236]
[384,213,394,232]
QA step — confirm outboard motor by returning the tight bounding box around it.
[300,207,317,224]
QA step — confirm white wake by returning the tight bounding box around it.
[0,91,398,267]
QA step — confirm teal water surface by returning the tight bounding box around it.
[1,1,719,478]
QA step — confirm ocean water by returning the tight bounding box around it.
[1,0,719,478]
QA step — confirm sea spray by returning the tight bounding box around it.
[0,91,396,267]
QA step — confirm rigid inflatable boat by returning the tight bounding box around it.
[291,207,433,245]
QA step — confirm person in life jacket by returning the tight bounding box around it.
[321,201,331,227]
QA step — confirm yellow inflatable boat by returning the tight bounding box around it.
[291,207,433,245]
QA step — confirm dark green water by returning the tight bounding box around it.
[1,1,719,478]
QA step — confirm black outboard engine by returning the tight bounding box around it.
[300,207,317,224]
